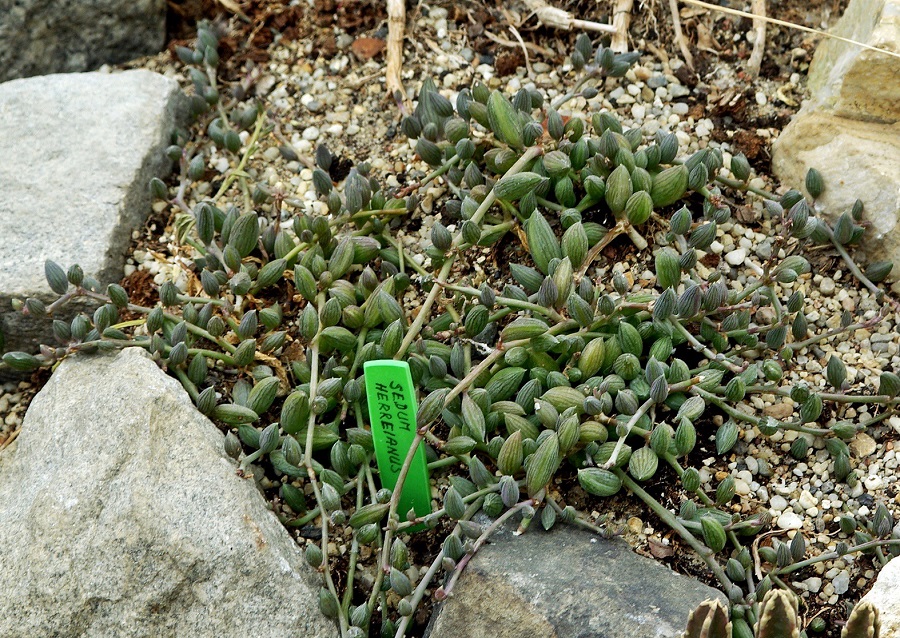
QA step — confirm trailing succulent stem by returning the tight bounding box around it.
[4,26,899,638]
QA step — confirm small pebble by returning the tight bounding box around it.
[864,475,884,491]
[849,432,877,458]
[798,490,818,510]
[803,577,822,593]
[777,511,804,530]
[725,248,746,266]
[833,571,850,595]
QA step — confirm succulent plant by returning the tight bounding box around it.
[754,590,800,638]
[4,24,900,638]
[842,601,880,638]
[684,591,881,638]
[683,598,732,638]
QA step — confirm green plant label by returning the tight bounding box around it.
[363,360,432,529]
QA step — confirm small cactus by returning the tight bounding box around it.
[842,601,880,638]
[683,598,732,638]
[756,590,800,638]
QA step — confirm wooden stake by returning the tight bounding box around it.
[747,0,767,77]
[386,0,407,110]
[668,0,696,70]
[611,0,634,53]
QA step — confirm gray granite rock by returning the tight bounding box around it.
[0,348,338,638]
[0,0,166,82]
[772,0,900,278]
[0,71,186,359]
[425,519,725,638]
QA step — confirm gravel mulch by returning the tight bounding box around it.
[6,0,899,635]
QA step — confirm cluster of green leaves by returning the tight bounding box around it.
[4,29,900,638]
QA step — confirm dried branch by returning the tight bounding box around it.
[610,0,634,53]
[523,0,617,33]
[668,0,696,70]
[747,0,767,77]
[386,0,407,111]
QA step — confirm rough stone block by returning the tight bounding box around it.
[806,0,900,123]
[772,112,900,267]
[0,348,338,638]
[0,70,185,359]
[858,555,900,636]
[772,0,900,276]
[425,520,725,638]
[0,0,166,82]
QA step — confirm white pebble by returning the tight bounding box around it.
[798,490,818,510]
[803,577,822,593]
[864,475,884,491]
[833,571,850,595]
[302,126,320,141]
[725,248,746,266]
[770,495,788,511]
[734,478,751,495]
[777,511,804,530]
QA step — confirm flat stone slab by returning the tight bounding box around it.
[0,0,166,82]
[0,348,338,638]
[425,519,725,638]
[0,70,185,357]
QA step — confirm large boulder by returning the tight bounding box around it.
[0,348,338,638]
[0,71,186,360]
[772,0,900,276]
[857,555,900,636]
[425,519,725,638]
[0,0,166,82]
[805,0,900,123]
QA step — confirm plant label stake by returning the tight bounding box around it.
[363,360,432,529]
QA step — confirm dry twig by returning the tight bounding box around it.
[386,0,408,111]
[215,0,250,21]
[610,0,634,53]
[680,0,900,60]
[523,0,617,33]
[483,30,556,58]
[667,0,696,70]
[0,427,20,453]
[507,25,534,77]
[747,0,767,77]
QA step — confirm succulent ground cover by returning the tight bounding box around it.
[2,2,899,637]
